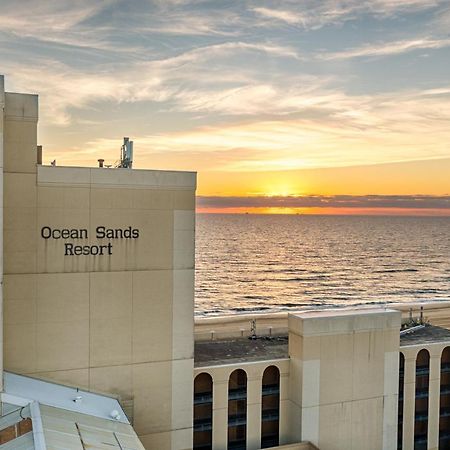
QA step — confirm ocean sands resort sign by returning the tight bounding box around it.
[41,226,139,256]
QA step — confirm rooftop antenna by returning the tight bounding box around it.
[118,137,133,168]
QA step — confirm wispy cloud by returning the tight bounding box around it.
[252,0,444,29]
[0,0,118,51]
[320,37,450,59]
[2,40,303,124]
[252,7,310,26]
[50,86,450,170]
[5,31,450,172]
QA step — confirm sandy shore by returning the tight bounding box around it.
[194,301,450,341]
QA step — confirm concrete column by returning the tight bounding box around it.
[212,379,228,450]
[246,374,262,450]
[402,355,417,450]
[279,372,290,445]
[428,351,441,450]
[287,329,305,444]
[383,349,400,450]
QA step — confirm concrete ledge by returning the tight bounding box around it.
[263,442,319,450]
[37,165,197,189]
[288,309,401,337]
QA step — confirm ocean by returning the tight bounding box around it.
[195,214,450,315]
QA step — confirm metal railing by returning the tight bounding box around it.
[262,409,279,422]
[228,387,247,401]
[262,384,280,396]
[194,417,212,432]
[194,392,213,405]
[228,413,247,427]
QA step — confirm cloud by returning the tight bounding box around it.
[0,0,118,51]
[6,28,447,133]
[50,87,450,170]
[0,0,245,52]
[252,7,310,26]
[2,39,303,125]
[320,37,450,60]
[4,28,450,172]
[252,0,444,29]
[197,194,450,209]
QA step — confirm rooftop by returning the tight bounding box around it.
[194,336,289,367]
[0,372,144,450]
[3,372,128,424]
[400,325,450,346]
[194,324,450,367]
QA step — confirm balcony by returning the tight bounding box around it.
[262,409,279,422]
[413,433,427,450]
[228,413,247,427]
[261,434,279,448]
[228,440,246,450]
[262,384,280,396]
[228,387,247,401]
[399,362,450,377]
[439,431,450,444]
[399,385,450,401]
[194,392,212,405]
[193,444,212,450]
[194,417,212,432]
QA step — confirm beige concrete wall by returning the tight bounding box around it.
[194,359,289,450]
[2,89,196,450]
[2,88,39,393]
[288,309,401,450]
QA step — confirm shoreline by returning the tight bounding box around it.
[194,300,450,341]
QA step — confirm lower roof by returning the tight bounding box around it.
[400,325,450,346]
[195,336,288,367]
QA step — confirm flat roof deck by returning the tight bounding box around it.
[195,325,450,367]
[194,336,289,367]
[400,325,450,346]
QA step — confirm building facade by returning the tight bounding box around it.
[0,75,196,449]
[193,313,450,450]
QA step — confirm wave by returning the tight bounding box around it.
[373,268,418,273]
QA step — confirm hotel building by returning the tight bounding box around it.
[1,75,450,450]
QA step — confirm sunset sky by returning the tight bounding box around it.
[1,0,449,214]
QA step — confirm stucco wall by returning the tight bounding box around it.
[288,309,401,450]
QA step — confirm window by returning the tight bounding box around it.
[194,373,213,450]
